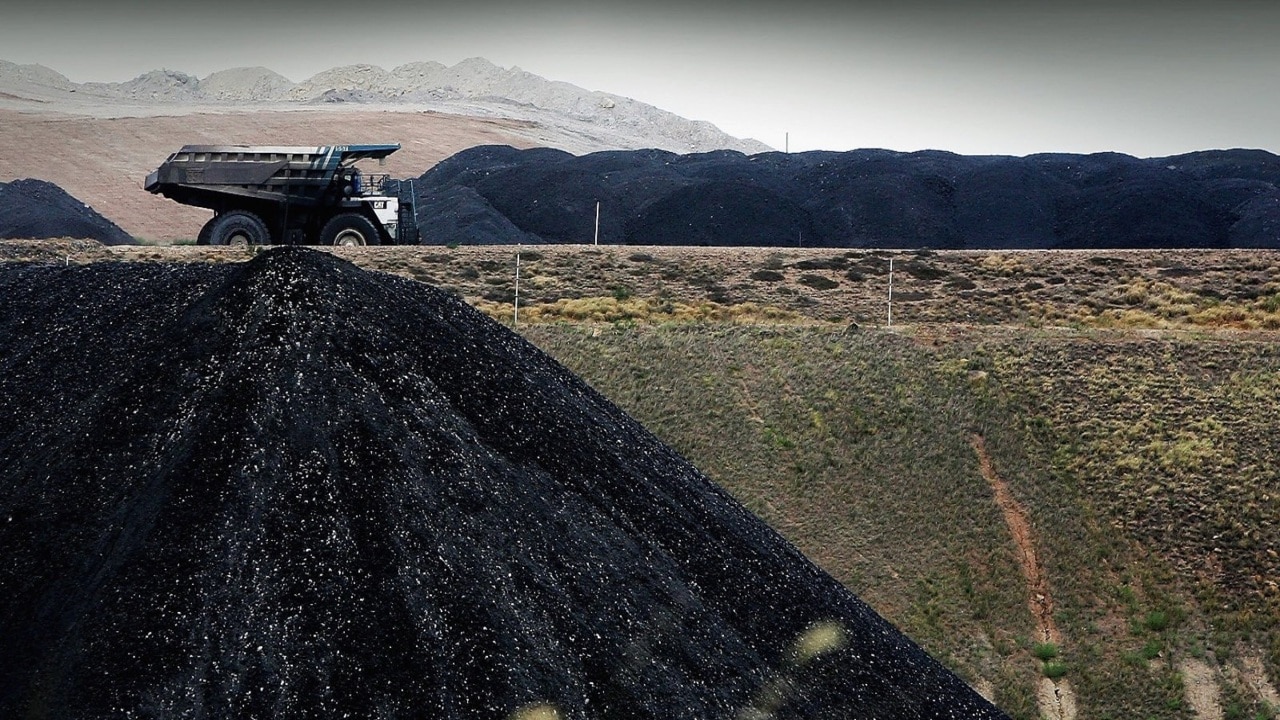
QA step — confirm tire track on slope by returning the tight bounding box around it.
[971,434,1076,720]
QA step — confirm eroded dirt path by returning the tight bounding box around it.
[971,434,1077,720]
[1180,658,1224,720]
[1233,652,1280,713]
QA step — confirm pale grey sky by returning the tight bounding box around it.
[2,1,1278,156]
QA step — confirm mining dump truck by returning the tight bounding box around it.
[145,144,419,245]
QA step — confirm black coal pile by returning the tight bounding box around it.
[414,145,1280,249]
[0,248,1008,719]
[0,178,133,244]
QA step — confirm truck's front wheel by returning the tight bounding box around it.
[196,217,216,245]
[207,211,271,246]
[320,214,381,247]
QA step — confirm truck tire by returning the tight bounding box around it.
[207,211,271,246]
[320,213,381,247]
[195,217,217,245]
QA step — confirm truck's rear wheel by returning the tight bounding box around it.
[207,211,270,246]
[320,213,381,247]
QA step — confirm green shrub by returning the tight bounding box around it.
[902,260,948,281]
[792,257,848,271]
[1032,642,1060,661]
[1144,610,1171,633]
[750,269,785,282]
[798,274,838,291]
[1140,639,1162,661]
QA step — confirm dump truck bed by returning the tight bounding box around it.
[145,144,400,210]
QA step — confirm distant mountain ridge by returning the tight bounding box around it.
[0,58,769,155]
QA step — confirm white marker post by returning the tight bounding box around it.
[594,201,600,245]
[514,245,522,327]
[887,257,894,328]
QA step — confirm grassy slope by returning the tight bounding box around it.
[522,324,1280,720]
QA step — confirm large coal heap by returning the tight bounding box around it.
[415,145,1280,249]
[0,248,1008,719]
[0,178,133,244]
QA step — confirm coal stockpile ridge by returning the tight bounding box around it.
[0,248,1008,719]
[414,145,1280,248]
[0,178,133,244]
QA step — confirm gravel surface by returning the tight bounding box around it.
[0,248,1007,718]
